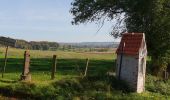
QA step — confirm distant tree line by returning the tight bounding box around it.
[0,36,59,50]
[0,36,117,52]
[15,40,59,50]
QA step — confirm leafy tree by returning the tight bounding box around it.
[70,0,170,75]
[41,44,50,50]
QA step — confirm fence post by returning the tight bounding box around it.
[51,55,57,80]
[84,58,89,77]
[2,46,9,78]
[20,50,31,81]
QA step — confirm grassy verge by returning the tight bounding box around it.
[0,48,169,99]
[0,75,169,99]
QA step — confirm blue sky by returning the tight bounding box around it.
[0,0,118,42]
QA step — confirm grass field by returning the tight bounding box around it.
[0,47,169,99]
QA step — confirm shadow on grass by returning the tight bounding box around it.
[0,58,125,99]
[0,58,169,99]
[0,58,115,76]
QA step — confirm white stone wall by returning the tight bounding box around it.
[137,57,147,93]
[137,47,147,93]
[116,54,139,91]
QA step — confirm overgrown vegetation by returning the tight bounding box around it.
[0,48,169,99]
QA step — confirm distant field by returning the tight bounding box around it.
[0,47,116,59]
[0,47,169,99]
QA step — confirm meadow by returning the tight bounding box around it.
[0,47,169,99]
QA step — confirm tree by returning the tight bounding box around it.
[70,0,170,75]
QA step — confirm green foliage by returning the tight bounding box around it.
[0,37,60,50]
[1,76,169,99]
[71,0,170,74]
[70,0,123,25]
[125,0,170,69]
[146,75,170,96]
[15,39,32,49]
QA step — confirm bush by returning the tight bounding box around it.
[146,75,170,95]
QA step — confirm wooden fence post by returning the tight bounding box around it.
[20,50,31,81]
[84,58,89,77]
[2,46,9,78]
[51,55,57,80]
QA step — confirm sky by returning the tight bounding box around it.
[0,0,118,42]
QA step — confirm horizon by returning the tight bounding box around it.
[0,0,119,43]
[0,35,120,43]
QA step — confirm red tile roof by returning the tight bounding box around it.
[116,33,144,55]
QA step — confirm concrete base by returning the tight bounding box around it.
[20,74,31,81]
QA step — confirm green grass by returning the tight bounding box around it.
[0,47,116,59]
[0,47,169,99]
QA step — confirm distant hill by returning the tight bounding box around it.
[59,42,119,48]
[0,36,119,50]
[0,36,59,50]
